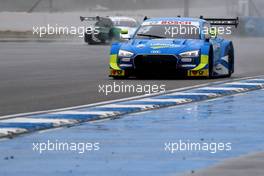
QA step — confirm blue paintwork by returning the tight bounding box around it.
[193,89,235,95]
[224,84,261,89]
[90,107,142,113]
[32,114,100,121]
[0,122,53,131]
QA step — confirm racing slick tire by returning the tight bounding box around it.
[208,44,234,78]
[112,77,123,80]
[84,33,96,45]
[112,76,129,80]
[84,33,106,45]
[208,46,214,78]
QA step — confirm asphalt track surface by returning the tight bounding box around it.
[0,37,264,116]
[184,152,264,176]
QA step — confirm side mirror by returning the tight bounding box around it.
[205,28,217,41]
[209,28,218,39]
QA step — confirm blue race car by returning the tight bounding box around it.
[109,17,238,78]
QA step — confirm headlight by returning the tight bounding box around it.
[180,50,199,57]
[118,50,134,57]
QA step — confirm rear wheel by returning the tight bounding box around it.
[84,33,105,45]
[84,33,96,45]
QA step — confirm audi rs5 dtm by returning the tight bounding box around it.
[109,17,239,78]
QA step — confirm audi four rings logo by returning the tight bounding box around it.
[151,50,161,54]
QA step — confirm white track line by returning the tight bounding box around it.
[100,104,156,109]
[136,98,191,103]
[247,79,264,81]
[1,118,77,126]
[225,82,264,86]
[198,87,246,91]
[168,92,219,97]
[0,128,27,135]
[50,111,120,116]
[0,78,240,120]
[1,75,264,120]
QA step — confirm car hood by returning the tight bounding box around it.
[121,39,205,55]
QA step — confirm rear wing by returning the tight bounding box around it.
[80,16,109,22]
[200,16,239,28]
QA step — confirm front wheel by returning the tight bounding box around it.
[226,44,234,78]
[208,46,214,78]
[112,76,128,80]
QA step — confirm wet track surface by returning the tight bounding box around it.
[0,89,263,176]
[0,37,264,116]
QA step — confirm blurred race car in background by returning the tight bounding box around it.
[109,16,239,79]
[80,16,139,44]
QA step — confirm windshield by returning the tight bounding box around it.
[113,20,138,27]
[134,24,201,39]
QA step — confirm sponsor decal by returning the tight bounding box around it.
[142,21,199,27]
[150,43,180,49]
[110,69,125,76]
[150,50,161,54]
[188,69,209,76]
